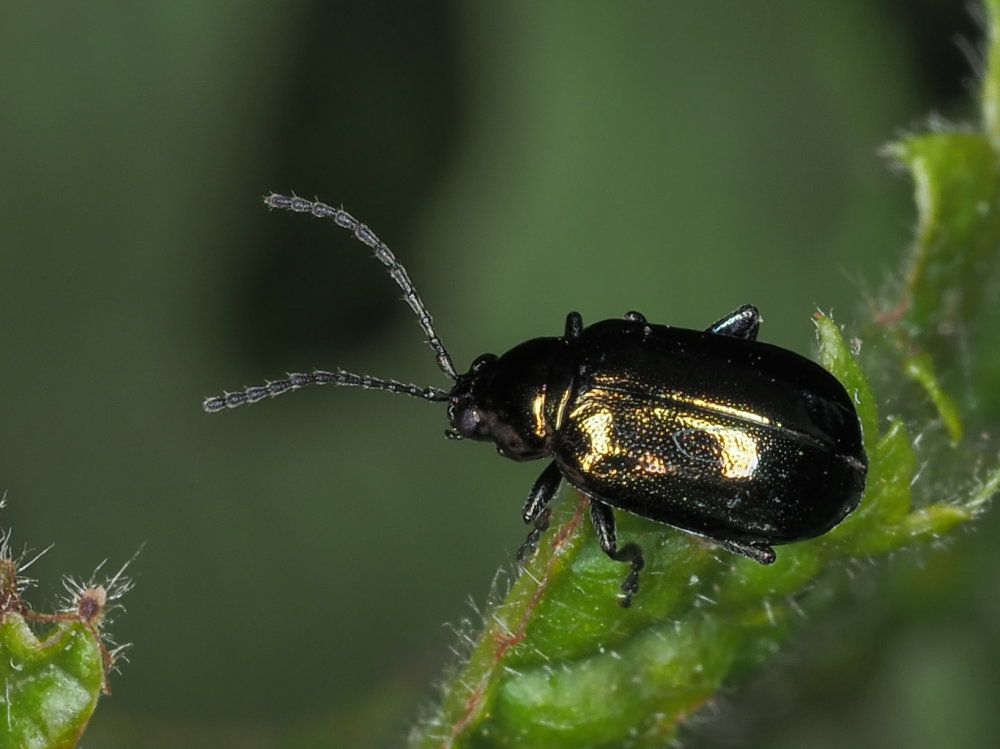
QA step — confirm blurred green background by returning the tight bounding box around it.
[2,1,996,747]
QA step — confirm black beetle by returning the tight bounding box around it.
[205,194,867,607]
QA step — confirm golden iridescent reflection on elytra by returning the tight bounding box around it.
[567,387,767,480]
[531,391,546,438]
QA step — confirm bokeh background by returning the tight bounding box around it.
[2,2,996,747]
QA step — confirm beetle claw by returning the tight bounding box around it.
[614,542,644,608]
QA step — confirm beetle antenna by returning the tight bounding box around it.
[264,193,457,380]
[202,369,450,413]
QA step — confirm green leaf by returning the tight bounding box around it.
[886,133,1000,349]
[903,352,962,443]
[410,5,1000,746]
[0,613,104,749]
[0,524,132,749]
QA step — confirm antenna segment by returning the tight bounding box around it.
[264,193,457,379]
[203,370,450,412]
[202,194,459,413]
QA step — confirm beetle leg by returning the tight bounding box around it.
[588,501,645,608]
[624,311,654,341]
[521,461,562,523]
[706,304,761,340]
[717,537,776,564]
[564,312,584,339]
[516,461,563,563]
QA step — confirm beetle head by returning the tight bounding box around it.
[447,338,568,462]
[203,196,572,464]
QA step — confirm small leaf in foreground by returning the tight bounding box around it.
[0,520,135,749]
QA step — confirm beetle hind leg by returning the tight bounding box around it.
[717,538,776,564]
[609,543,644,607]
[589,501,645,608]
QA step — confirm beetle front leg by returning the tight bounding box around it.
[588,501,645,608]
[706,304,761,340]
[516,461,563,563]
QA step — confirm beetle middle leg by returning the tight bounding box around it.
[707,304,761,340]
[564,311,584,339]
[588,501,645,608]
[516,461,563,563]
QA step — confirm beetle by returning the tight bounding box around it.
[205,194,867,607]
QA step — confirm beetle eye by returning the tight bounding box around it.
[454,406,485,439]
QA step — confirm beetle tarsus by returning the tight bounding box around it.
[717,538,776,565]
[588,501,647,607]
[611,542,644,608]
[706,304,761,340]
[516,506,552,564]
